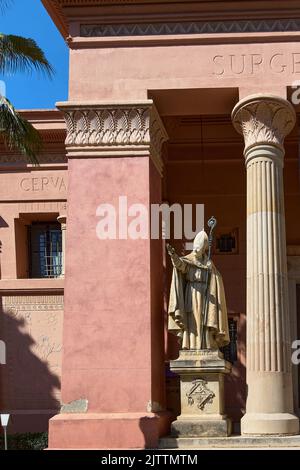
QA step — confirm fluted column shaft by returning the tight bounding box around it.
[232,94,299,435]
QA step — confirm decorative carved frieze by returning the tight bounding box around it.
[0,153,67,164]
[232,95,296,153]
[57,102,168,174]
[81,19,300,38]
[2,295,64,312]
[17,201,67,213]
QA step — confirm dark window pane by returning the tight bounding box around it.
[220,319,238,364]
[216,233,237,253]
[29,223,62,278]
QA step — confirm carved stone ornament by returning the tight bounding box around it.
[0,153,67,164]
[186,379,215,411]
[57,101,168,174]
[232,94,296,153]
[81,19,300,38]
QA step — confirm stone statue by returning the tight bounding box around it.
[167,227,230,351]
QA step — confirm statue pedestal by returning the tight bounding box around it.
[170,349,232,437]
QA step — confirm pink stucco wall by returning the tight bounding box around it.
[61,156,153,411]
[0,123,67,432]
[68,43,300,102]
[49,154,169,448]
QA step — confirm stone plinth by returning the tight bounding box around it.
[170,350,232,437]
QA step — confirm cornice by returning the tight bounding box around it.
[0,109,67,165]
[18,109,65,129]
[0,278,64,294]
[41,1,300,39]
[41,0,69,37]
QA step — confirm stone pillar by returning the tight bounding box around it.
[232,94,299,435]
[57,215,66,277]
[48,101,170,449]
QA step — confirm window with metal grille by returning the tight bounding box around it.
[216,232,237,253]
[220,319,238,364]
[28,223,62,278]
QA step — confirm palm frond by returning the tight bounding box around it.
[0,94,41,164]
[0,34,54,77]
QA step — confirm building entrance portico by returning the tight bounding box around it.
[45,94,299,448]
[13,0,297,448]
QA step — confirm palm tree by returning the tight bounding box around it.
[0,0,54,163]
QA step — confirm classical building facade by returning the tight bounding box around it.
[0,110,67,432]
[1,0,300,448]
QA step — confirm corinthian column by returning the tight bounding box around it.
[232,94,299,435]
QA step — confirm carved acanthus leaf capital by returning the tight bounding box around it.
[232,94,296,153]
[56,101,168,174]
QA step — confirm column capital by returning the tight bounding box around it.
[231,94,296,154]
[56,100,168,175]
[57,215,67,228]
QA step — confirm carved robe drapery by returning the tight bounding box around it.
[168,253,230,350]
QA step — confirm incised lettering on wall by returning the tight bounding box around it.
[20,176,66,192]
[212,52,300,76]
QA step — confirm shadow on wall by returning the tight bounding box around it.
[224,314,246,431]
[139,416,159,449]
[0,300,61,434]
[0,217,8,228]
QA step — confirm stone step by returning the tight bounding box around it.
[159,435,300,449]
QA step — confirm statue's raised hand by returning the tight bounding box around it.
[166,243,176,257]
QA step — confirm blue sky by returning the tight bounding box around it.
[1,0,69,109]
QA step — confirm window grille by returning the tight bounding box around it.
[220,319,238,364]
[216,231,238,254]
[28,223,62,278]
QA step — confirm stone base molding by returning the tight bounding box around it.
[48,412,172,449]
